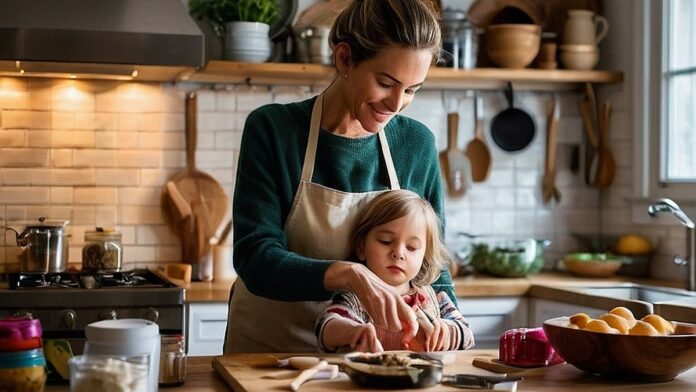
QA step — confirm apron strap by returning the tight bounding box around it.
[378,130,400,190]
[300,93,400,190]
[300,94,323,182]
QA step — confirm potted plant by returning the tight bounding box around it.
[189,0,280,62]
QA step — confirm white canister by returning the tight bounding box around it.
[84,319,160,392]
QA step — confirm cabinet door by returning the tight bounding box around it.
[187,303,229,356]
[457,297,528,349]
[528,298,606,327]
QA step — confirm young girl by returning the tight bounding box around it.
[315,190,475,352]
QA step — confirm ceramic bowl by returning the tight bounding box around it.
[486,24,541,69]
[560,48,599,70]
[563,253,627,277]
[543,317,696,381]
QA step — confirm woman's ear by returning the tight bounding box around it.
[333,42,352,77]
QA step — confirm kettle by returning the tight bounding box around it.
[3,217,70,273]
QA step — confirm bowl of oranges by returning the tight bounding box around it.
[543,307,696,381]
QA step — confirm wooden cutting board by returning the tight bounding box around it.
[472,356,565,376]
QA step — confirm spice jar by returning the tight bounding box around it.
[158,335,186,387]
[82,228,122,272]
[0,348,47,392]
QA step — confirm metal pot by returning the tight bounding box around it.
[3,217,70,273]
[294,26,332,65]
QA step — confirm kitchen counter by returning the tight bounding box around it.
[44,351,696,391]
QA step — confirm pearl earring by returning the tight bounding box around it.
[343,73,348,79]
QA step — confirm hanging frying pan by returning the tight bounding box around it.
[490,82,536,152]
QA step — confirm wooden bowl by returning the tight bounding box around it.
[543,317,696,382]
[560,48,599,70]
[563,253,624,277]
[486,24,541,68]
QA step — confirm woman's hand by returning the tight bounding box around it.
[324,262,418,344]
[349,323,384,353]
[409,309,451,352]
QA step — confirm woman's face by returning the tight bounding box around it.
[357,210,428,294]
[344,47,431,133]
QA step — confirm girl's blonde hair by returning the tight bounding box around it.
[329,0,443,65]
[351,190,451,287]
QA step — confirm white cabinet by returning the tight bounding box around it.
[528,298,606,327]
[457,297,528,349]
[186,302,229,356]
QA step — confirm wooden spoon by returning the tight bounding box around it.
[577,97,599,186]
[594,102,616,189]
[541,95,561,204]
[439,112,470,197]
[465,94,491,182]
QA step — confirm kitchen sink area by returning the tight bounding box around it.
[572,283,696,303]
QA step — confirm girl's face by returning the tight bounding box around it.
[344,47,431,133]
[357,210,428,294]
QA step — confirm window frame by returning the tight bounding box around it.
[634,0,696,202]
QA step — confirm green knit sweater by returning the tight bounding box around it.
[232,96,455,303]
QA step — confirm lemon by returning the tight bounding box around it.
[569,313,593,328]
[609,306,637,328]
[598,313,630,334]
[615,235,653,255]
[641,314,675,335]
[628,320,660,336]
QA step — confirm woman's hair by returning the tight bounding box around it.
[329,0,443,65]
[351,189,452,287]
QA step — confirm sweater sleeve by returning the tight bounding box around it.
[232,105,335,301]
[436,291,476,350]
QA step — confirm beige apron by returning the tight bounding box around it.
[224,94,401,353]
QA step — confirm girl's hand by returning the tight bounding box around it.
[423,318,450,351]
[324,262,418,344]
[349,324,384,353]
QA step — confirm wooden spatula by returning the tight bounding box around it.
[541,95,561,204]
[465,95,491,182]
[439,112,470,197]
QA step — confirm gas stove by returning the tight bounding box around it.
[9,269,175,290]
[0,269,185,338]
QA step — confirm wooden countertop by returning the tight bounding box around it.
[56,351,691,392]
[179,272,688,304]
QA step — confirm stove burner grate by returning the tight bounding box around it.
[9,269,174,290]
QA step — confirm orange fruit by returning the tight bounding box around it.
[615,235,653,255]
[583,319,619,334]
[609,306,637,328]
[598,313,630,334]
[569,313,593,328]
[628,320,660,336]
[641,314,675,335]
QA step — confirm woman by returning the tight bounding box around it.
[224,0,456,353]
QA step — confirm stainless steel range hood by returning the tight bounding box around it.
[0,0,204,81]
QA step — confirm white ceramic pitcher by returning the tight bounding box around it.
[562,10,609,46]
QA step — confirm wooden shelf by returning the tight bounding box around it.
[184,60,623,91]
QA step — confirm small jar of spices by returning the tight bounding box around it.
[82,228,122,272]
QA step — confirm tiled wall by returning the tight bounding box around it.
[1,76,607,274]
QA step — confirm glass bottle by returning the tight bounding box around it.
[82,228,123,272]
[158,335,186,387]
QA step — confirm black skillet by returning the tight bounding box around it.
[342,352,521,389]
[490,82,536,152]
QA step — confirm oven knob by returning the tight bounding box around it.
[142,308,159,323]
[12,310,34,319]
[99,309,118,320]
[59,310,77,329]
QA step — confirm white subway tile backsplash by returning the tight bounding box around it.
[0,186,49,205]
[140,169,176,186]
[3,111,52,129]
[74,149,116,167]
[74,187,117,205]
[116,150,160,168]
[136,225,178,245]
[95,206,118,227]
[95,169,140,186]
[31,168,95,186]
[74,112,118,131]
[28,130,95,148]
[50,187,74,204]
[120,206,164,224]
[0,148,48,167]
[72,206,96,224]
[235,86,273,111]
[215,91,237,111]
[214,130,243,149]
[51,149,73,168]
[26,205,51,219]
[0,130,25,147]
[156,246,182,262]
[49,206,72,220]
[117,225,137,245]
[118,187,160,206]
[139,132,184,150]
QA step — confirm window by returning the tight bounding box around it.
[662,0,696,182]
[635,0,696,201]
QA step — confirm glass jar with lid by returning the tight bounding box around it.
[158,335,186,387]
[82,228,122,272]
